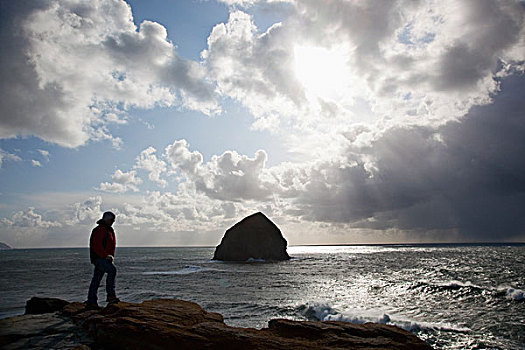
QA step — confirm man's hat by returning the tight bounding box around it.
[102,211,116,220]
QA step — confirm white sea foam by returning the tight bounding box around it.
[142,265,214,275]
[302,303,391,324]
[505,287,524,301]
[299,303,471,334]
[414,279,485,293]
[393,320,471,333]
[436,280,483,290]
[299,303,392,325]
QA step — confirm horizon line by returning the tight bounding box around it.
[3,241,525,250]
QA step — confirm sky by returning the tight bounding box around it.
[0,0,524,248]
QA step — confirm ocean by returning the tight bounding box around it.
[0,244,523,349]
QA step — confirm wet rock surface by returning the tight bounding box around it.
[213,212,291,261]
[1,297,432,349]
[0,312,94,350]
[25,297,70,315]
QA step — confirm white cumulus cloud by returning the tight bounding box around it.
[99,169,143,193]
[165,139,277,201]
[202,1,525,157]
[0,0,218,148]
[68,196,104,224]
[0,149,21,168]
[134,147,167,187]
[1,207,62,228]
[37,149,50,161]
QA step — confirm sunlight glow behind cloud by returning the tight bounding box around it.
[293,45,352,101]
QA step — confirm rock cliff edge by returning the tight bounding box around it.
[0,297,432,349]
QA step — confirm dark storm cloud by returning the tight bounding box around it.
[295,75,525,240]
[434,0,524,91]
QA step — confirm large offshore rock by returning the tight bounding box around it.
[213,212,290,261]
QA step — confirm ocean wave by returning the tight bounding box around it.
[142,265,215,275]
[297,303,391,324]
[393,320,471,334]
[297,303,470,334]
[436,280,484,291]
[414,280,525,303]
[246,258,266,263]
[411,280,484,293]
[504,287,524,301]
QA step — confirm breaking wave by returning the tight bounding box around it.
[142,265,215,275]
[501,287,524,301]
[297,303,391,325]
[297,303,470,334]
[435,280,484,291]
[414,280,525,303]
[411,279,484,293]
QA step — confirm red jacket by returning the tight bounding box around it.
[89,223,116,263]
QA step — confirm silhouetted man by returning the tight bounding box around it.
[86,211,120,309]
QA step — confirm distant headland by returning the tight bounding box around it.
[0,242,12,250]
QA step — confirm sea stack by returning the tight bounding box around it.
[213,212,290,261]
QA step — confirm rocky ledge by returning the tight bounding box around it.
[0,297,432,349]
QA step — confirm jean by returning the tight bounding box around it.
[87,257,117,304]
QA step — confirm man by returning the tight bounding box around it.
[86,211,120,309]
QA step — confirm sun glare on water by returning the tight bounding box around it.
[293,45,351,100]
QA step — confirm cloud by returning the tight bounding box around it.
[134,147,167,187]
[31,160,42,167]
[68,196,103,225]
[1,1,524,246]
[0,195,123,247]
[91,140,278,201]
[165,139,204,175]
[86,141,281,232]
[217,0,292,7]
[165,139,277,201]
[59,71,525,243]
[98,169,143,193]
[117,191,204,231]
[291,0,524,105]
[202,10,304,127]
[201,149,274,201]
[4,73,525,247]
[37,149,50,161]
[281,75,525,241]
[0,149,21,168]
[0,0,218,148]
[113,189,252,238]
[1,207,61,228]
[430,1,524,91]
[202,1,525,157]
[3,0,521,152]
